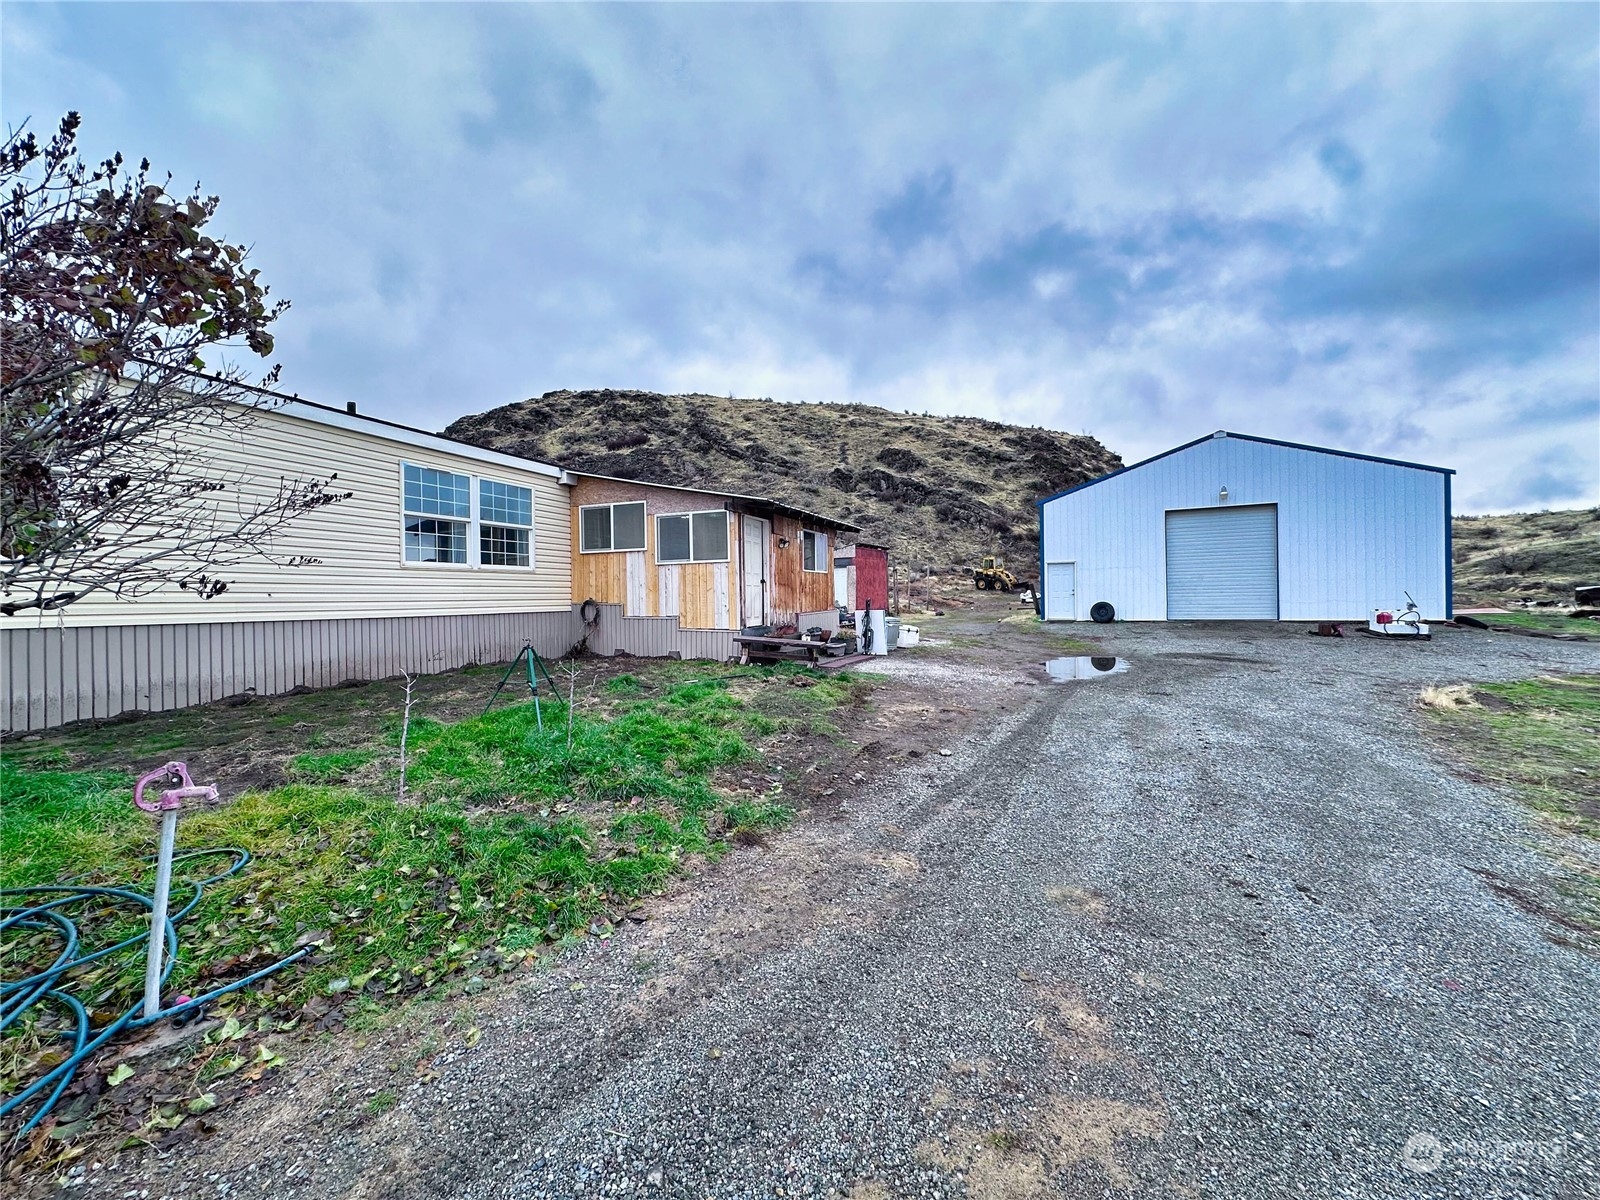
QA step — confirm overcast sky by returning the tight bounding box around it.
[5,2,1597,512]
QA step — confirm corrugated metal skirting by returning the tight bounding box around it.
[579,604,737,663]
[2,611,579,732]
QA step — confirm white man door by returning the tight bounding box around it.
[741,516,770,627]
[1045,562,1076,620]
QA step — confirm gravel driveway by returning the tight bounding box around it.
[94,621,1599,1200]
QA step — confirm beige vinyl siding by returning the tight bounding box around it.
[0,406,572,629]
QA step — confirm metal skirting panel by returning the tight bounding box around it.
[579,603,737,662]
[2,611,578,732]
[797,609,841,633]
[1165,505,1280,620]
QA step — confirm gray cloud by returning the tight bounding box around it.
[2,1,1594,512]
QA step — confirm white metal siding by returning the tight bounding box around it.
[1165,506,1279,619]
[1040,434,1449,621]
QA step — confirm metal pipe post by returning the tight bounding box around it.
[142,806,179,1019]
[132,761,217,1022]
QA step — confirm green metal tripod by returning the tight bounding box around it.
[482,642,562,728]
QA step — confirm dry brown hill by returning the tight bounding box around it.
[445,390,1121,578]
[1453,507,1600,606]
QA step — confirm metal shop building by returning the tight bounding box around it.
[1037,431,1453,623]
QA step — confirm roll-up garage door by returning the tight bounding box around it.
[1165,505,1279,620]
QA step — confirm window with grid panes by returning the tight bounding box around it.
[403,464,471,563]
[479,479,533,566]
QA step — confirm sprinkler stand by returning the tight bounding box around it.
[133,763,218,1019]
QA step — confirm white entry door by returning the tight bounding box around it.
[1045,561,1076,620]
[741,516,770,627]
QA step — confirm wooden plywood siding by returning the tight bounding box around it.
[2,610,578,732]
[768,515,836,626]
[0,405,572,631]
[570,478,741,630]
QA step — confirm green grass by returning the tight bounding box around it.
[1452,676,1600,835]
[0,663,871,1043]
[1477,610,1600,637]
[366,1090,397,1116]
[1423,674,1600,930]
[288,749,379,783]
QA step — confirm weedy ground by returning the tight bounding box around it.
[0,657,872,1160]
[1420,674,1600,933]
[1468,610,1600,638]
[1452,507,1599,607]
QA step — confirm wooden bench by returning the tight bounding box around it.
[733,634,852,666]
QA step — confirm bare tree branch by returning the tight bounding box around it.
[1,112,349,617]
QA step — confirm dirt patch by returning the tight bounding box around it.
[1035,1096,1167,1189]
[1028,984,1116,1062]
[918,978,1166,1195]
[1470,867,1597,941]
[1045,884,1110,920]
[870,850,922,877]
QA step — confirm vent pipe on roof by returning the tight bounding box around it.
[346,402,357,415]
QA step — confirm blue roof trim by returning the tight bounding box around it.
[1034,430,1454,509]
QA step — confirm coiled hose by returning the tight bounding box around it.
[1,848,310,1135]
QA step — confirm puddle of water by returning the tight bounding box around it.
[1044,655,1129,681]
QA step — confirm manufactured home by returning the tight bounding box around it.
[3,395,869,732]
[2,398,577,732]
[569,473,859,660]
[1037,431,1453,623]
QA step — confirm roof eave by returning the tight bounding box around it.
[1036,429,1454,508]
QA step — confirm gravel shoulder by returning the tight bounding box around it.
[78,618,1600,1200]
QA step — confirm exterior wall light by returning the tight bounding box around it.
[777,537,791,549]
[1219,486,1229,504]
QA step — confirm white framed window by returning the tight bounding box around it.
[802,529,829,572]
[479,479,533,567]
[402,462,536,569]
[656,509,729,564]
[579,501,647,553]
[403,464,471,564]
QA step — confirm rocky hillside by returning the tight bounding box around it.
[1453,507,1600,606]
[445,390,1121,577]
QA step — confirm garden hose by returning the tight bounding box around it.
[1,848,310,1135]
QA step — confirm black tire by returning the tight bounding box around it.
[973,577,982,590]
[1090,601,1116,624]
